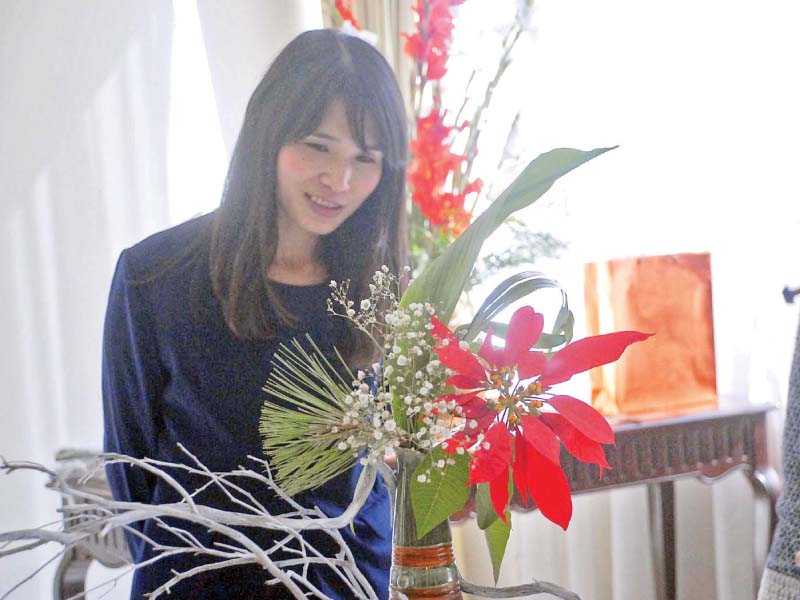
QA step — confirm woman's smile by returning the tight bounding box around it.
[305,192,345,217]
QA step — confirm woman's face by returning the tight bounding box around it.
[275,98,383,243]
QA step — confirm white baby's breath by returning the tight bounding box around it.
[322,268,458,455]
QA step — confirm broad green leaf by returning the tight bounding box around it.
[476,483,499,530]
[485,510,512,583]
[400,147,615,323]
[411,447,471,538]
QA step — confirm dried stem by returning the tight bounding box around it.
[461,578,581,600]
[456,20,525,196]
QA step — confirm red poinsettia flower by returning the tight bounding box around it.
[431,306,651,529]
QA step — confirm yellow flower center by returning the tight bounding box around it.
[525,381,543,396]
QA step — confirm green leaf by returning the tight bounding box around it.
[411,447,471,538]
[533,332,566,349]
[474,271,555,320]
[485,510,512,584]
[391,388,408,433]
[552,303,574,346]
[463,271,570,344]
[560,311,575,346]
[400,147,615,323]
[476,483,499,530]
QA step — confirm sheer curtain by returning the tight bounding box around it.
[0,3,174,597]
[322,0,415,114]
[0,2,320,598]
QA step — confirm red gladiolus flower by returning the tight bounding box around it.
[403,1,480,237]
[407,108,481,236]
[431,306,652,529]
[334,0,362,29]
[402,0,465,81]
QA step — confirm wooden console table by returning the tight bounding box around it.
[560,403,780,600]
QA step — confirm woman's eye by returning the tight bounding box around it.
[357,154,377,164]
[305,142,328,152]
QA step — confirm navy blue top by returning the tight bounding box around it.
[102,214,391,599]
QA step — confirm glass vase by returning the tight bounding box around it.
[389,447,463,599]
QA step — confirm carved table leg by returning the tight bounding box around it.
[747,465,781,598]
[53,545,92,600]
[648,480,676,600]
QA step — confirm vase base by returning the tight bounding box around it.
[389,582,463,599]
[392,543,455,567]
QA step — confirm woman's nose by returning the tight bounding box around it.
[320,159,352,192]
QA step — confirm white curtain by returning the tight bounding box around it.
[0,2,320,598]
[196,0,323,157]
[0,2,174,597]
[321,0,416,116]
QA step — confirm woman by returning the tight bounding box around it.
[102,29,407,599]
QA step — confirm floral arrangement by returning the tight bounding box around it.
[1,148,638,600]
[260,146,650,582]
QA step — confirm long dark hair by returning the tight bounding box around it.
[209,29,408,362]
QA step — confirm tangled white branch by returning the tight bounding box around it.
[0,445,380,600]
[0,447,581,600]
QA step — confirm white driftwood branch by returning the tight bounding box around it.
[0,449,379,600]
[1,448,582,600]
[461,579,581,600]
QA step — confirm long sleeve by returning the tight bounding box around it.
[102,249,165,562]
[759,314,800,599]
[98,216,390,597]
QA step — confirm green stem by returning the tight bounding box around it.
[460,22,524,196]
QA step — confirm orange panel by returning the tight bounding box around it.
[584,253,718,416]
